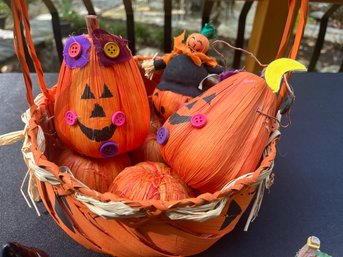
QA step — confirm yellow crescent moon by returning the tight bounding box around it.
[265,58,307,93]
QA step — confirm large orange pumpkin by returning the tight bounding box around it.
[54,28,150,158]
[157,71,277,193]
[56,148,131,193]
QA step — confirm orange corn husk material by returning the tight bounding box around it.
[152,88,192,120]
[160,72,277,193]
[129,132,165,164]
[54,34,150,158]
[148,95,164,133]
[56,148,131,193]
[109,161,193,201]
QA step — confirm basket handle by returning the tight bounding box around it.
[276,0,308,109]
[11,0,52,107]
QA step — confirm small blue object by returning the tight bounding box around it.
[99,141,118,158]
[156,127,169,145]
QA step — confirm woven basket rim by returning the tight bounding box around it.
[21,92,280,220]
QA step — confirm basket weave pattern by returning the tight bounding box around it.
[4,92,280,256]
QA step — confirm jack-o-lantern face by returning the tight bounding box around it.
[157,71,277,193]
[186,33,209,53]
[54,31,150,158]
[76,83,116,142]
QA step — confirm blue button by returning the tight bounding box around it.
[156,127,169,145]
[99,142,118,158]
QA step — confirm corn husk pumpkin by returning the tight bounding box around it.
[129,132,165,164]
[158,71,277,193]
[54,26,150,159]
[56,148,131,193]
[109,161,193,201]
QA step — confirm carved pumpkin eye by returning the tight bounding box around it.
[81,84,95,99]
[81,84,114,99]
[202,93,216,104]
[100,84,113,98]
[167,93,217,125]
[185,93,216,110]
[186,100,198,110]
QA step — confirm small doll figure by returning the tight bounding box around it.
[143,24,224,120]
[296,236,332,257]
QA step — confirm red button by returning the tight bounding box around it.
[65,110,78,126]
[68,42,82,58]
[191,114,207,128]
[112,111,126,126]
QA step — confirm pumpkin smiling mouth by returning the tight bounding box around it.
[78,120,116,142]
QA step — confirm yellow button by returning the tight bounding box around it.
[104,42,120,58]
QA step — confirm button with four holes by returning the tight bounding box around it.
[68,42,82,58]
[191,114,207,128]
[156,127,169,145]
[99,142,119,158]
[65,110,78,126]
[112,111,126,126]
[104,42,120,58]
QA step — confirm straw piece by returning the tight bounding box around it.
[0,130,25,146]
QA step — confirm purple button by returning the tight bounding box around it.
[99,142,118,158]
[156,127,169,145]
[112,111,126,126]
[65,110,78,126]
[191,114,207,128]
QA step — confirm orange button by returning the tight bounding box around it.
[104,42,120,58]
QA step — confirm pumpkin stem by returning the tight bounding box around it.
[85,15,99,36]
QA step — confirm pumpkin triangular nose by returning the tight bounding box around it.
[90,103,106,118]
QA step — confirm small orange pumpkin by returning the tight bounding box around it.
[157,71,277,193]
[56,148,131,193]
[152,88,191,121]
[185,33,210,53]
[109,162,193,201]
[54,27,150,158]
[129,132,165,164]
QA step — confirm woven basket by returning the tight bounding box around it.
[1,0,308,256]
[14,91,279,257]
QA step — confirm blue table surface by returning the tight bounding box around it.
[0,72,342,257]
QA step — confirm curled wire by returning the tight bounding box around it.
[211,39,268,69]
